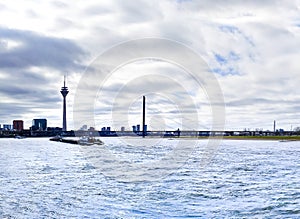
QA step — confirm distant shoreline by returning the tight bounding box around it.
[1,135,300,141]
[196,136,300,141]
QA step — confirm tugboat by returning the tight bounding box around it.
[78,136,93,146]
[78,136,104,145]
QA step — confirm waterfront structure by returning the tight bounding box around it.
[13,120,24,131]
[3,124,12,130]
[32,119,47,131]
[101,127,111,132]
[47,127,62,132]
[60,76,69,131]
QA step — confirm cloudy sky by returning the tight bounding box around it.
[0,0,300,131]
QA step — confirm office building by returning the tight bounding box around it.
[132,125,136,132]
[32,119,47,131]
[13,120,24,131]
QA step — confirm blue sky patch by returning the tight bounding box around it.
[212,67,240,76]
[214,53,227,65]
[214,51,240,65]
[228,51,240,61]
[212,51,241,76]
[219,25,240,34]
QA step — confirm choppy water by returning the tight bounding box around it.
[0,137,299,218]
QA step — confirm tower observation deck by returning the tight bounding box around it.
[60,76,69,131]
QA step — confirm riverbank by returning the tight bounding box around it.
[197,135,300,141]
[1,134,300,141]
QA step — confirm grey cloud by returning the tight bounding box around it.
[81,1,162,23]
[8,70,48,84]
[26,9,39,18]
[226,98,273,107]
[51,1,69,9]
[94,75,184,102]
[97,76,200,119]
[177,0,296,11]
[54,18,78,30]
[0,27,86,70]
[226,98,300,107]
[83,5,113,16]
[0,103,35,119]
[115,0,163,23]
[0,3,7,11]
[0,81,61,105]
[263,105,300,115]
[0,84,33,97]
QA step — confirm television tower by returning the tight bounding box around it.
[61,76,69,131]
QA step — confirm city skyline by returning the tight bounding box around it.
[0,1,300,131]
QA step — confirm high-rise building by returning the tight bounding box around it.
[3,124,12,130]
[60,76,69,131]
[13,120,24,131]
[132,125,136,132]
[80,125,88,130]
[32,119,47,131]
[88,127,95,131]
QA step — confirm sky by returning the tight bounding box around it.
[0,0,300,131]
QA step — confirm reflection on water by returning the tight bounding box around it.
[0,138,299,218]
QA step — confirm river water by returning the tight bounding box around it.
[0,137,299,218]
